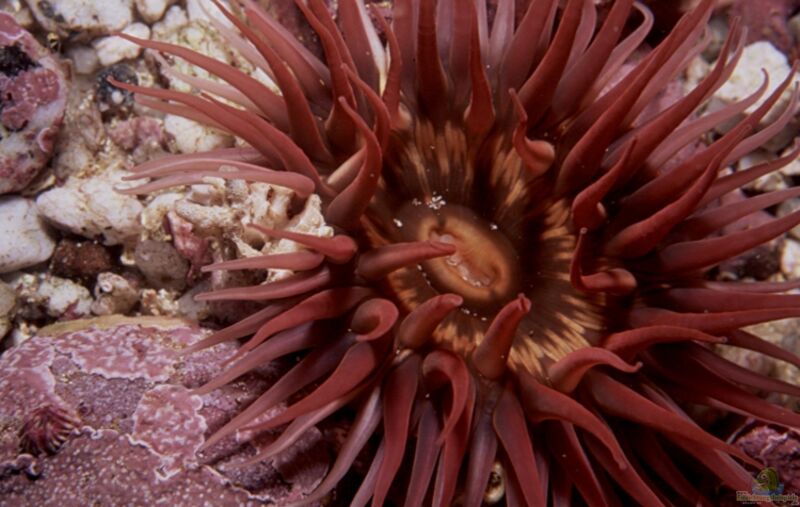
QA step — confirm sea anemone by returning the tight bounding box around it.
[113,0,800,504]
[19,404,81,456]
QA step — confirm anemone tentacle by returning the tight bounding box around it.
[122,0,800,504]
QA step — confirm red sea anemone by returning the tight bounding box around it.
[113,0,800,504]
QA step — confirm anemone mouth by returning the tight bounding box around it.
[398,202,521,310]
[114,0,800,504]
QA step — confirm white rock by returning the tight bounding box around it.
[135,0,172,23]
[26,0,134,38]
[93,22,151,67]
[36,169,143,245]
[40,277,92,317]
[65,45,100,75]
[782,239,800,279]
[164,114,234,154]
[151,5,188,39]
[0,197,55,274]
[7,273,92,319]
[711,41,800,125]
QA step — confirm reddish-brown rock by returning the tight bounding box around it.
[729,0,800,60]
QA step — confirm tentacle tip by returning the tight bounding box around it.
[515,293,533,313]
[442,293,464,307]
[112,184,137,195]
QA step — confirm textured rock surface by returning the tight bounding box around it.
[49,240,113,283]
[93,22,151,66]
[36,168,143,245]
[0,13,67,194]
[0,317,330,506]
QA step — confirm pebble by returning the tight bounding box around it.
[135,0,173,24]
[50,240,113,282]
[134,240,189,291]
[93,22,150,67]
[91,272,139,315]
[36,169,143,246]
[781,238,800,279]
[0,196,55,274]
[65,45,100,75]
[151,5,188,39]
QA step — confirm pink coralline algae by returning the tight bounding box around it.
[0,317,331,506]
[0,13,67,194]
